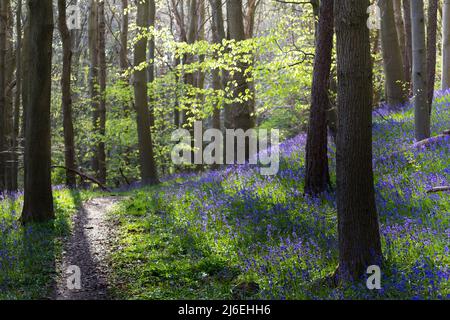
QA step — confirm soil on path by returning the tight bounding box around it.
[55,197,121,300]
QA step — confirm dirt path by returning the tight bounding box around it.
[55,197,121,300]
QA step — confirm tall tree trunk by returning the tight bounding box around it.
[89,0,99,177]
[226,0,255,161]
[58,0,77,187]
[4,0,14,192]
[393,0,410,88]
[134,0,158,185]
[304,0,333,196]
[210,0,226,131]
[119,0,131,114]
[97,1,107,183]
[0,0,6,191]
[442,0,450,89]
[403,0,413,93]
[120,0,129,71]
[89,0,106,184]
[380,0,407,107]
[427,0,438,109]
[411,0,431,141]
[335,0,382,281]
[11,0,22,191]
[148,0,156,127]
[21,0,54,223]
[181,0,198,127]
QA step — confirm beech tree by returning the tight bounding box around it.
[226,0,255,161]
[427,0,438,108]
[335,0,382,281]
[442,0,450,90]
[58,0,77,187]
[304,0,333,196]
[411,0,431,141]
[21,0,55,223]
[0,0,6,191]
[380,0,407,107]
[134,0,158,185]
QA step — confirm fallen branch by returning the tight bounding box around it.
[375,130,450,165]
[411,132,450,149]
[426,186,450,194]
[51,166,112,192]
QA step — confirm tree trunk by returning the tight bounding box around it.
[148,0,156,127]
[393,0,410,89]
[304,0,333,196]
[4,0,15,192]
[442,0,450,89]
[58,0,77,188]
[380,0,407,107]
[411,0,431,141]
[134,0,158,185]
[119,0,129,71]
[427,0,438,109]
[210,0,226,131]
[21,0,54,223]
[89,0,100,178]
[335,0,382,281]
[0,0,6,191]
[97,1,107,184]
[226,0,255,161]
[403,0,413,93]
[11,0,22,191]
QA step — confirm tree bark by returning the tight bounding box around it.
[88,0,100,178]
[120,0,129,71]
[304,0,333,196]
[427,0,438,108]
[148,0,156,127]
[4,0,15,192]
[58,0,77,188]
[393,0,410,90]
[335,0,382,281]
[442,0,450,89]
[380,0,407,107]
[11,0,22,191]
[226,0,255,161]
[134,0,158,185]
[21,0,54,223]
[97,0,107,184]
[411,0,431,141]
[0,0,7,191]
[403,0,413,93]
[210,0,226,131]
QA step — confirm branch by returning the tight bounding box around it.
[426,186,450,194]
[51,166,112,192]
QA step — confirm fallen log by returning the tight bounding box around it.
[426,186,450,194]
[375,130,450,165]
[411,133,450,149]
[51,166,112,192]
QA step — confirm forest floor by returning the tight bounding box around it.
[55,197,121,300]
[0,94,449,300]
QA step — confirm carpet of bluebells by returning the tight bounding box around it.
[110,92,449,300]
[1,95,449,300]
